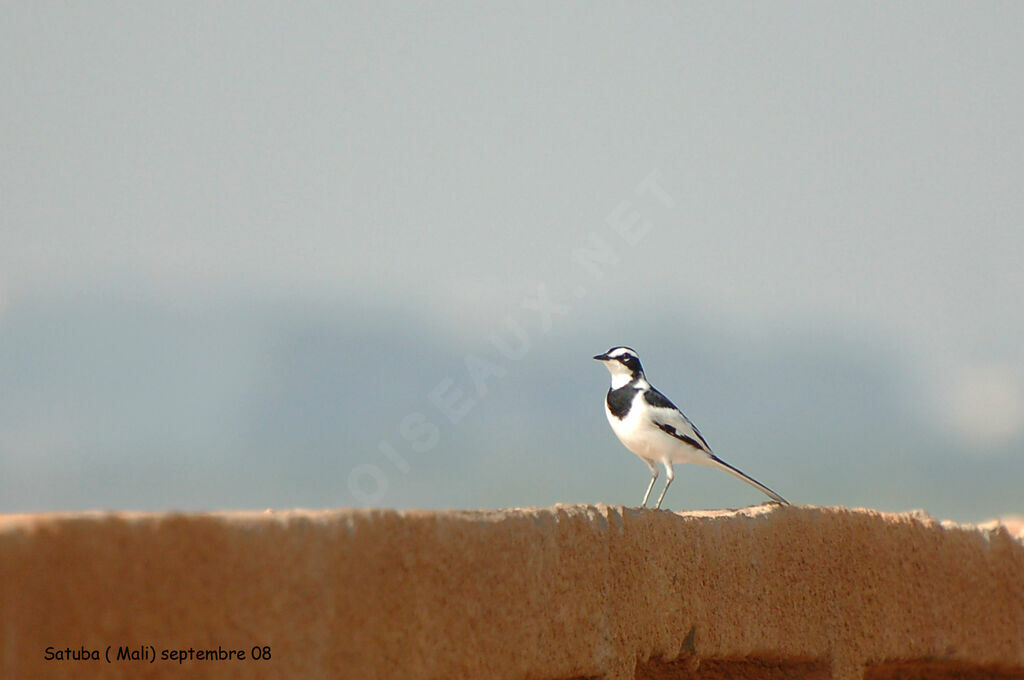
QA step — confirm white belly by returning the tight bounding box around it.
[604,396,712,466]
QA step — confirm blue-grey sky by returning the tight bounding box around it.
[2,4,1022,522]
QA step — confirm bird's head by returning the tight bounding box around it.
[593,346,645,386]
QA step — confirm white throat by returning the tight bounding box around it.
[605,363,640,389]
[609,372,633,389]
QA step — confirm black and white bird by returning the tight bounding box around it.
[593,346,788,509]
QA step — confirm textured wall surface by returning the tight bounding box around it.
[1,504,1022,680]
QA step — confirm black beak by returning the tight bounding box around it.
[593,353,609,361]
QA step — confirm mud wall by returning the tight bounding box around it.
[2,504,1022,679]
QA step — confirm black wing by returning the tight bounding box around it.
[654,422,708,452]
[644,386,713,452]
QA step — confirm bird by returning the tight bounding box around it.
[593,346,788,509]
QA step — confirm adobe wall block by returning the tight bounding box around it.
[1,504,1022,679]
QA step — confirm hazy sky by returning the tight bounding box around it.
[2,4,1022,521]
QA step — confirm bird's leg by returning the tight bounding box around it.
[654,461,675,509]
[640,459,659,508]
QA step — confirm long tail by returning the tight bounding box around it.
[709,454,789,504]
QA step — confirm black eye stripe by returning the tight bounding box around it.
[606,348,639,364]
